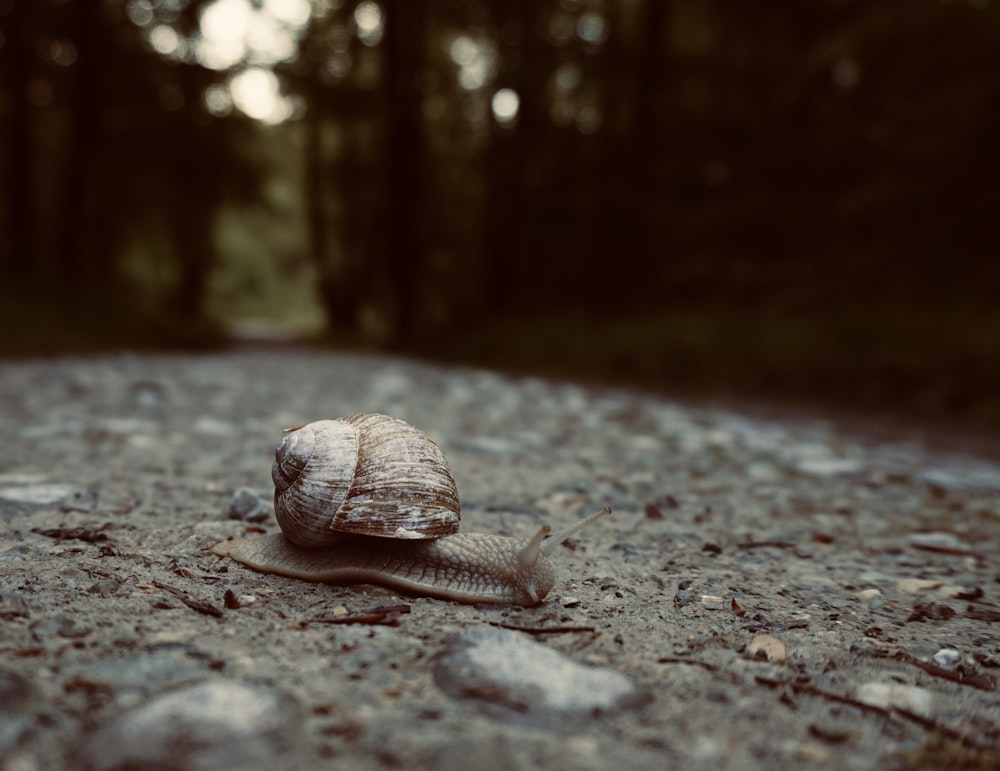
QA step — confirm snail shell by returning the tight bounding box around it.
[273,413,460,546]
[213,413,611,605]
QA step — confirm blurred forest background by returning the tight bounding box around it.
[1,0,999,431]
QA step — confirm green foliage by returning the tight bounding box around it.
[206,202,323,334]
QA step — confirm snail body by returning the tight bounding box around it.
[212,414,610,605]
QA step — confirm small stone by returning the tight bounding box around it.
[897,578,943,594]
[747,634,787,662]
[858,570,894,583]
[933,648,962,668]
[795,457,863,477]
[747,461,779,481]
[434,738,518,771]
[700,594,726,610]
[194,417,234,437]
[77,652,208,694]
[919,465,1000,494]
[227,488,271,523]
[130,380,167,409]
[907,602,955,622]
[0,483,91,509]
[855,682,932,718]
[433,627,649,726]
[856,588,885,609]
[29,614,90,640]
[89,578,123,597]
[0,667,40,754]
[560,596,581,608]
[0,592,30,620]
[100,417,158,436]
[794,742,830,762]
[690,735,725,760]
[127,434,156,450]
[906,532,970,551]
[76,680,305,771]
[453,436,524,454]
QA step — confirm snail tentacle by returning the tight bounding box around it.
[541,506,612,553]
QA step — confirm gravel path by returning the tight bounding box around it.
[1,350,999,770]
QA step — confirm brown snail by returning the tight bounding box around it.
[212,413,610,605]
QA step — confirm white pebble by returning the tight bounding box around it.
[933,648,961,668]
[747,634,787,662]
[855,682,933,718]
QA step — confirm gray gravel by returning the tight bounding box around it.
[1,349,999,770]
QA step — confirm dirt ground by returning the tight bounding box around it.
[1,349,998,770]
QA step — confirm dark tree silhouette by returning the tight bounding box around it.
[381,0,428,342]
[1,0,999,424]
[303,82,354,330]
[482,0,548,317]
[2,0,37,282]
[56,0,108,290]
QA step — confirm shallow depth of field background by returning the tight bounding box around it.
[1,0,998,432]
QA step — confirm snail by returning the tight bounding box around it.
[212,413,611,605]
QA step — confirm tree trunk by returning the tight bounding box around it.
[381,0,426,343]
[3,0,37,283]
[57,0,105,291]
[305,87,363,333]
[482,0,546,316]
[589,0,672,307]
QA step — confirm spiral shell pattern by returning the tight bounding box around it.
[272,414,461,547]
